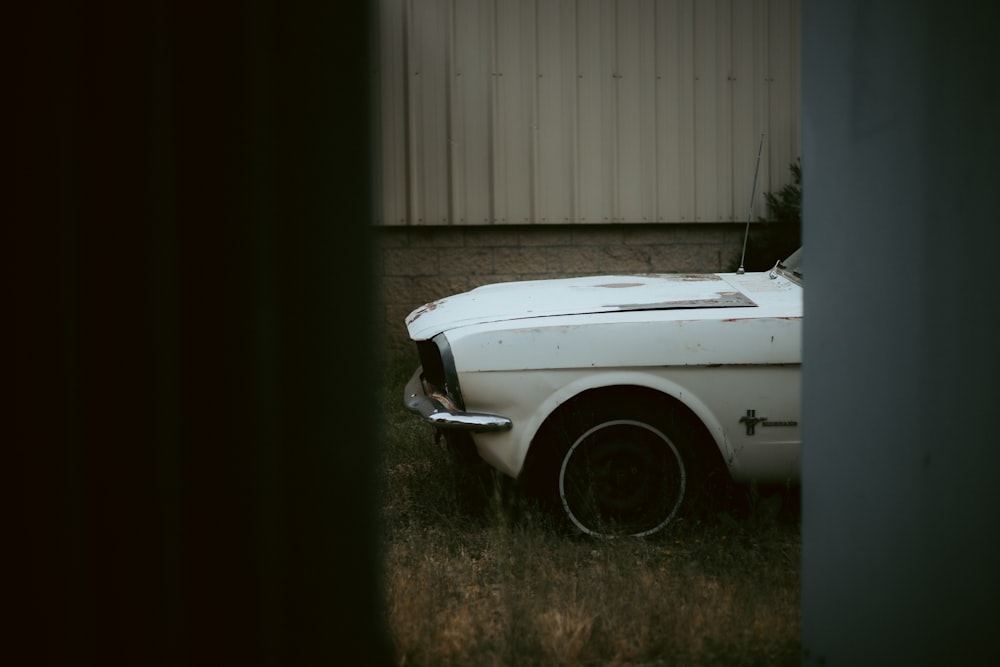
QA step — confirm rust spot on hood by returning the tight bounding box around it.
[408,299,445,323]
[678,274,723,281]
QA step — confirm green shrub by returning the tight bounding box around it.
[740,159,802,271]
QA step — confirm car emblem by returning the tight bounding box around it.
[741,409,798,435]
[740,409,766,435]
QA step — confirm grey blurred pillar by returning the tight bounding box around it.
[802,1,1000,664]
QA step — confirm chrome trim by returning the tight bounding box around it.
[403,366,512,432]
[433,333,465,410]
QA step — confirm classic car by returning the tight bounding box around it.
[404,249,802,538]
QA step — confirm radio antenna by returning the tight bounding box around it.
[737,133,765,275]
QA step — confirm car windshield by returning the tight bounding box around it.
[773,248,802,284]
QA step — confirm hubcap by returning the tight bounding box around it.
[559,419,685,537]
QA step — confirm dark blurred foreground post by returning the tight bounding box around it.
[802,1,1000,664]
[16,1,392,664]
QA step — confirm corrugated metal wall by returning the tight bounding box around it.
[377,0,800,226]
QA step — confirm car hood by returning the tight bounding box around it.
[405,273,759,340]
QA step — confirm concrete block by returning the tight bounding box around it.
[649,244,721,273]
[373,227,412,248]
[384,248,437,277]
[494,246,547,275]
[408,226,466,248]
[464,227,520,248]
[519,228,574,247]
[571,227,625,246]
[546,246,601,274]
[598,245,651,273]
[439,247,494,274]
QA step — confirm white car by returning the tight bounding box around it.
[404,249,802,537]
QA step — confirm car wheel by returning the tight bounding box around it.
[533,394,705,538]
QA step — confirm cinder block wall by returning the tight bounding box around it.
[376,223,745,355]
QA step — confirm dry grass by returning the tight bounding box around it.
[379,354,800,666]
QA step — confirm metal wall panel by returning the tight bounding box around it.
[452,0,494,223]
[615,0,658,222]
[767,0,799,191]
[377,0,408,225]
[730,0,767,218]
[493,0,537,223]
[408,0,451,224]
[576,0,618,223]
[536,0,578,223]
[693,0,732,222]
[655,0,696,222]
[377,0,800,226]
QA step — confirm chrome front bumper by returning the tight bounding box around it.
[403,367,512,432]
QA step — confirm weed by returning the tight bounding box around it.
[379,354,800,666]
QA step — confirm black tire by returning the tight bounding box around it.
[528,391,711,538]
